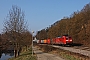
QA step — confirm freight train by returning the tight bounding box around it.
[36,35,73,45]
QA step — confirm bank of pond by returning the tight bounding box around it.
[0,45,37,60]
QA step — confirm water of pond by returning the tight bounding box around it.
[0,47,14,60]
[0,53,14,60]
[0,45,14,60]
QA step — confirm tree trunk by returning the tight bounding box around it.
[14,49,17,58]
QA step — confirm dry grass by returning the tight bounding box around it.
[37,44,90,60]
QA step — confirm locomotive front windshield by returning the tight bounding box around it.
[66,37,69,40]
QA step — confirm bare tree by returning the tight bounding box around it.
[3,5,28,57]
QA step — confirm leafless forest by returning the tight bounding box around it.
[36,3,90,47]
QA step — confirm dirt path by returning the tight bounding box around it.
[33,46,65,60]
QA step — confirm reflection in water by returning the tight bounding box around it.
[0,53,13,60]
[0,49,14,60]
[0,44,14,60]
[0,51,1,58]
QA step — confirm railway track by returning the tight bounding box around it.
[51,45,90,57]
[73,46,90,51]
[37,43,90,58]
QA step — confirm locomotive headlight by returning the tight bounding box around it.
[70,39,72,41]
[66,40,68,41]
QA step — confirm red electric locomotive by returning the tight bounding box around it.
[52,36,73,45]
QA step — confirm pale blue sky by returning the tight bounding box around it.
[0,0,90,33]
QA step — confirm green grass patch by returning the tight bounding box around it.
[8,47,37,60]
